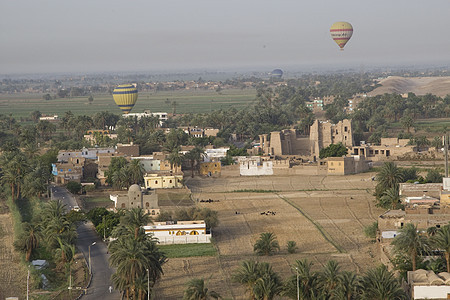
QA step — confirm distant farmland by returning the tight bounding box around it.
[0,88,257,118]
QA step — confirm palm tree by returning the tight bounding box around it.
[109,234,166,299]
[168,148,183,172]
[122,208,152,240]
[232,260,261,300]
[128,159,145,185]
[109,237,148,298]
[379,186,401,210]
[391,223,428,271]
[432,225,450,272]
[318,260,340,297]
[360,265,406,299]
[332,271,360,300]
[23,223,40,261]
[376,162,404,190]
[253,232,280,256]
[427,226,438,237]
[184,147,204,178]
[282,259,319,300]
[183,278,220,300]
[253,265,282,300]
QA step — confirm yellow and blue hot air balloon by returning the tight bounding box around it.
[330,21,353,50]
[112,84,138,114]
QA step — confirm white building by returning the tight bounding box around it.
[143,220,211,244]
[57,147,115,162]
[122,110,168,126]
[240,157,273,176]
[204,147,229,162]
[407,269,450,299]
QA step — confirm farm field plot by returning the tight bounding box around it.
[0,88,257,118]
[153,172,384,299]
[0,214,27,299]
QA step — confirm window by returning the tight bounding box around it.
[169,180,172,183]
[146,202,149,208]
[155,180,158,184]
[121,203,125,208]
[151,210,155,215]
[344,126,348,132]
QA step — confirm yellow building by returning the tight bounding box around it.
[199,162,221,176]
[326,156,370,175]
[144,174,183,189]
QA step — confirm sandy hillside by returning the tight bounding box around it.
[368,76,450,97]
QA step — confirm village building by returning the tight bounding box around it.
[199,162,221,176]
[325,156,371,175]
[407,269,450,299]
[352,138,417,161]
[144,174,183,189]
[204,147,229,162]
[240,157,273,176]
[83,130,118,145]
[96,152,130,185]
[143,220,211,244]
[109,184,159,215]
[122,110,168,126]
[52,157,84,184]
[116,143,139,157]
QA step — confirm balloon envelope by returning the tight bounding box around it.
[113,84,138,114]
[271,69,283,78]
[330,22,353,50]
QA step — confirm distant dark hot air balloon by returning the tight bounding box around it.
[113,84,138,114]
[271,69,283,78]
[330,22,353,50]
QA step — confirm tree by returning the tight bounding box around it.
[287,241,297,254]
[109,217,166,299]
[168,148,183,172]
[184,147,204,178]
[400,115,414,134]
[282,259,319,300]
[319,143,348,159]
[426,168,443,183]
[14,223,41,261]
[318,260,340,297]
[333,271,361,300]
[30,110,42,123]
[392,223,428,271]
[253,232,280,256]
[232,260,281,300]
[375,162,404,200]
[360,265,406,299]
[183,278,220,300]
[88,95,94,104]
[122,208,152,240]
[378,186,401,210]
[432,225,450,272]
[66,181,82,194]
[128,159,145,185]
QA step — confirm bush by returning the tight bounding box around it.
[287,241,297,254]
[66,181,82,194]
[364,221,378,239]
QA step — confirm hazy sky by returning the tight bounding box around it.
[2,0,450,74]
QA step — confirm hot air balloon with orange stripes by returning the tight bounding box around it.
[112,84,138,114]
[330,21,353,50]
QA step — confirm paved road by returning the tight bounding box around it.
[51,186,121,299]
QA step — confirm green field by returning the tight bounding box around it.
[158,243,217,258]
[0,89,257,118]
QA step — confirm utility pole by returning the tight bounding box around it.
[27,266,30,300]
[445,134,449,178]
[147,268,150,300]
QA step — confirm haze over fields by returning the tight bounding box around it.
[2,0,450,74]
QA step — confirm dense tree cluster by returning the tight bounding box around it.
[108,208,166,298]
